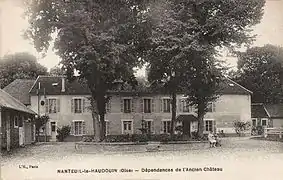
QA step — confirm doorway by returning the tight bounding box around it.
[50,122,57,141]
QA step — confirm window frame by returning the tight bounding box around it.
[143,98,152,113]
[162,98,171,113]
[204,119,215,133]
[121,119,134,134]
[261,118,268,126]
[144,119,154,134]
[14,115,19,128]
[47,98,58,114]
[72,97,84,114]
[72,120,86,136]
[123,98,132,113]
[207,102,216,112]
[161,119,171,134]
[180,98,192,113]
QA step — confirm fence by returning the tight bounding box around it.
[263,127,283,138]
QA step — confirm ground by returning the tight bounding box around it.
[1,137,283,180]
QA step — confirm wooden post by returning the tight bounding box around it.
[6,113,11,152]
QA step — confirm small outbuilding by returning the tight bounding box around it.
[0,89,36,151]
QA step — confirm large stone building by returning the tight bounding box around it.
[28,76,252,141]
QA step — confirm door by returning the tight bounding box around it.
[183,121,191,135]
[50,122,57,141]
[19,127,25,146]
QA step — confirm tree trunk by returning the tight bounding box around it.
[197,103,205,138]
[170,92,177,136]
[96,92,107,142]
[90,97,100,142]
[99,113,106,141]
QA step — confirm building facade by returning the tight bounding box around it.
[29,76,252,141]
[0,89,36,151]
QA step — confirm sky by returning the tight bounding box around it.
[0,0,283,76]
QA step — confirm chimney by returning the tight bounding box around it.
[61,77,65,92]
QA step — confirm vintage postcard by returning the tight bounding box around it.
[1,0,283,180]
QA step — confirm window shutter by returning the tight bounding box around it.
[151,99,155,113]
[160,99,163,112]
[179,99,182,112]
[131,98,134,113]
[120,98,124,113]
[57,99,60,112]
[82,121,86,134]
[71,99,74,113]
[151,121,155,134]
[71,122,74,135]
[212,103,216,112]
[213,120,216,133]
[45,99,48,113]
[106,121,110,135]
[82,98,86,113]
[107,100,111,113]
[140,98,144,113]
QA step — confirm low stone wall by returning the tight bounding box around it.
[75,141,208,154]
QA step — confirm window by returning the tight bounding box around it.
[143,120,154,134]
[73,98,83,113]
[72,120,86,136]
[162,99,171,113]
[123,99,132,113]
[122,120,133,134]
[162,120,171,134]
[106,100,111,113]
[207,102,216,112]
[180,99,191,112]
[144,99,152,113]
[14,116,19,128]
[252,118,257,127]
[204,120,215,132]
[19,116,23,127]
[48,99,57,113]
[261,119,267,126]
[51,122,56,132]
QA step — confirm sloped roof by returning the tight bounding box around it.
[0,89,36,114]
[29,76,90,95]
[177,114,198,122]
[3,79,35,105]
[29,76,252,96]
[251,104,269,118]
[217,78,252,95]
[264,104,283,118]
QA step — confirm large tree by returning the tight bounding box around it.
[184,0,265,137]
[147,0,265,137]
[24,0,150,141]
[233,44,283,103]
[0,52,48,88]
[146,0,197,135]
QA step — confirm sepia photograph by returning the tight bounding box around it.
[0,0,283,179]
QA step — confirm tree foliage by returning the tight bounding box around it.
[232,44,283,103]
[0,52,48,88]
[35,115,49,142]
[24,0,151,141]
[146,0,265,136]
[233,121,251,136]
[49,65,66,76]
